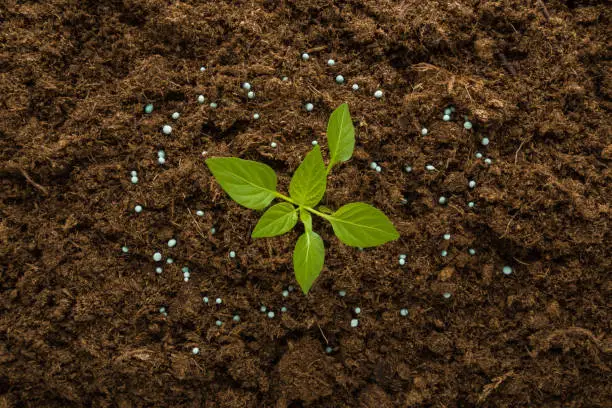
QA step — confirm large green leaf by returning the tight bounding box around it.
[293,230,325,294]
[289,145,326,207]
[252,203,298,238]
[327,103,355,168]
[328,202,399,247]
[206,157,277,210]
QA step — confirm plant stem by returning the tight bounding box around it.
[305,206,331,220]
[275,192,296,205]
[275,192,331,220]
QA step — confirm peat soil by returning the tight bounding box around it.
[0,0,610,407]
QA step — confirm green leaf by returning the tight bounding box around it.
[300,207,312,232]
[252,203,298,238]
[327,103,355,168]
[293,230,325,294]
[289,145,326,207]
[206,157,277,210]
[328,202,399,247]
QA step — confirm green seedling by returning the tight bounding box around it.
[206,103,399,294]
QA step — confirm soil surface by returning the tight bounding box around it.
[1,0,611,407]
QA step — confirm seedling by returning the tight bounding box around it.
[205,103,399,294]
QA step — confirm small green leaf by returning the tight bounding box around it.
[293,230,325,294]
[328,202,399,247]
[300,207,313,232]
[206,157,277,210]
[289,145,326,207]
[252,203,298,238]
[327,103,355,169]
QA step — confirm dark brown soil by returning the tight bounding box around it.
[1,0,610,406]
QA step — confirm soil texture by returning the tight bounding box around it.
[1,0,611,407]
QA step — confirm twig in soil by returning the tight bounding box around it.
[448,204,464,215]
[497,53,517,76]
[501,212,520,238]
[317,323,329,345]
[192,359,205,372]
[67,240,84,250]
[19,168,49,196]
[477,371,514,404]
[307,83,323,96]
[536,0,551,21]
[306,45,327,53]
[411,63,440,72]
[463,84,473,103]
[512,257,531,266]
[514,138,530,164]
[187,208,207,240]
[412,83,424,91]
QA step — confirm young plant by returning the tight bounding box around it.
[205,103,399,294]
